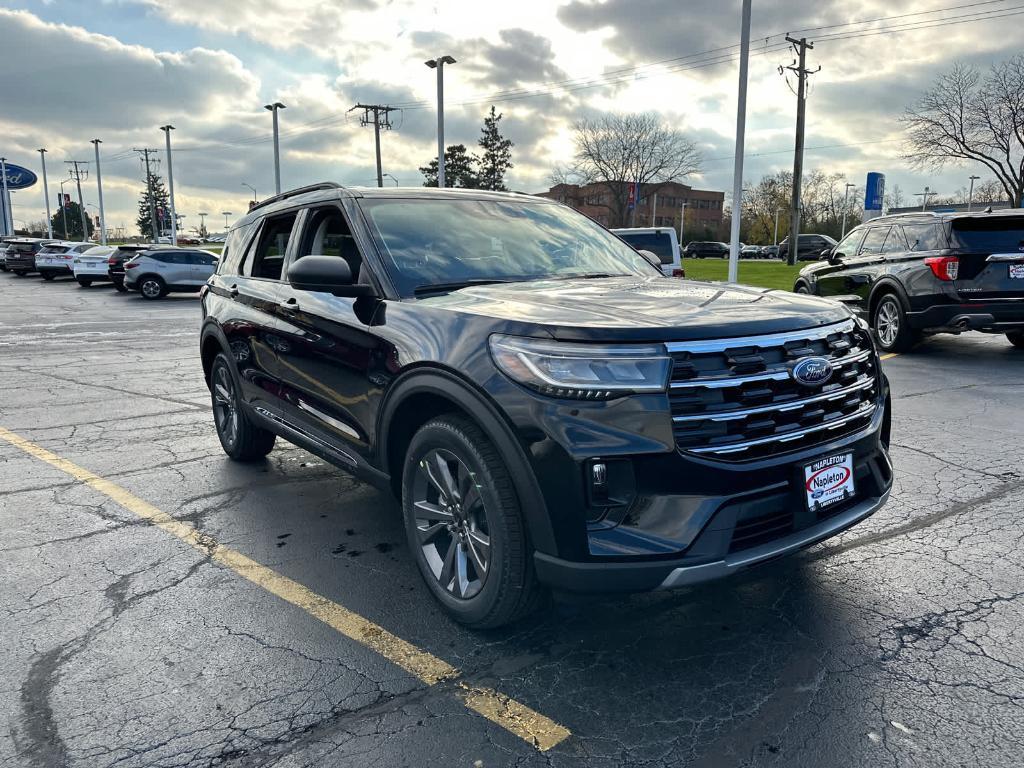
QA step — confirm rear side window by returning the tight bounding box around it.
[618,232,674,264]
[245,214,297,280]
[949,217,1024,252]
[881,227,908,254]
[900,223,945,251]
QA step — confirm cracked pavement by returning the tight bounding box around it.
[1,274,1023,767]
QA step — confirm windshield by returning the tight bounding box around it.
[360,198,658,296]
[950,217,1024,252]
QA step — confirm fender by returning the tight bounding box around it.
[868,277,912,314]
[199,320,232,385]
[377,367,558,555]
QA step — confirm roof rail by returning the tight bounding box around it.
[248,182,343,213]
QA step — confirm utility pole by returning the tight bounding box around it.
[350,104,398,187]
[967,175,980,211]
[38,149,53,239]
[728,0,752,283]
[64,160,91,242]
[90,139,107,245]
[841,182,855,237]
[133,149,160,241]
[781,36,819,266]
[160,126,177,245]
[59,179,71,239]
[425,56,456,188]
[915,186,936,211]
[264,102,286,195]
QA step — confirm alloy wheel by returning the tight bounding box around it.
[411,448,491,600]
[141,279,162,299]
[212,364,239,448]
[876,299,900,347]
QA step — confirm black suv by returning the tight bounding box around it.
[779,234,837,262]
[794,211,1024,352]
[200,183,893,628]
[683,241,729,259]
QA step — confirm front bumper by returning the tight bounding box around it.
[908,301,1024,332]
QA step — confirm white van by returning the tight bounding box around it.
[611,227,684,277]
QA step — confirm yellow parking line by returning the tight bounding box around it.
[880,352,899,361]
[0,425,571,752]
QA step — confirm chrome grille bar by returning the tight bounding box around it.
[664,319,855,355]
[672,376,875,423]
[670,348,872,390]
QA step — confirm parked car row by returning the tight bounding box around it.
[794,210,1024,352]
[0,236,219,299]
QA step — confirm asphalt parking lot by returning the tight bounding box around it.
[2,272,1023,768]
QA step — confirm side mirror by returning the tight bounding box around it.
[825,249,841,263]
[287,255,375,297]
[637,249,662,270]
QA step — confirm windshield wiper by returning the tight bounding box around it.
[413,278,516,296]
[551,272,627,280]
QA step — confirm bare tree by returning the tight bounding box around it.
[562,113,702,226]
[902,56,1024,207]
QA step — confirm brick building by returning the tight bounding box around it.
[535,180,725,235]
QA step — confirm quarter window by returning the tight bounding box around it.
[881,227,908,254]
[902,223,946,251]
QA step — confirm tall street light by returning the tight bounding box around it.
[0,157,9,236]
[160,125,177,245]
[198,211,208,238]
[382,173,400,187]
[841,182,856,237]
[38,149,53,238]
[264,102,286,195]
[242,183,257,205]
[90,139,107,245]
[222,211,233,230]
[967,174,981,211]
[425,55,456,188]
[726,0,751,284]
[59,178,72,238]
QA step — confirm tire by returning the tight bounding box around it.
[402,414,540,629]
[13,270,27,277]
[872,293,920,353]
[113,279,127,293]
[1007,331,1024,349]
[41,271,55,281]
[76,278,92,287]
[794,282,810,294]
[138,275,166,300]
[210,353,276,461]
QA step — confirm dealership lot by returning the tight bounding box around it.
[2,275,1023,767]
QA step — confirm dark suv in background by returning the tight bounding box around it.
[794,211,1024,352]
[200,183,892,628]
[683,241,729,258]
[779,233,838,262]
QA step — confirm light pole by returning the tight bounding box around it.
[0,157,10,236]
[841,182,856,237]
[773,208,784,246]
[222,211,232,230]
[727,0,752,283]
[59,178,71,239]
[916,186,936,211]
[382,173,400,187]
[264,102,286,195]
[967,175,981,211]
[242,183,256,205]
[425,55,456,188]
[159,125,177,245]
[198,211,208,239]
[90,139,108,245]
[38,149,53,238]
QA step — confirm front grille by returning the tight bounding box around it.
[667,320,879,460]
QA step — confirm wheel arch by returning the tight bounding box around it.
[377,367,557,555]
[199,323,231,387]
[868,278,911,319]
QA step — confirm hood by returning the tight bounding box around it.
[416,276,852,341]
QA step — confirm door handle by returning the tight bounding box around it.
[228,284,239,297]
[279,297,299,313]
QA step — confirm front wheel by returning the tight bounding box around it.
[210,353,276,461]
[139,276,166,300]
[872,294,920,353]
[794,282,810,294]
[402,415,540,629]
[1007,331,1024,349]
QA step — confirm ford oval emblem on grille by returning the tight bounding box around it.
[792,356,834,387]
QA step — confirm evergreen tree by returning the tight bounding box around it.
[477,106,513,191]
[49,201,94,240]
[136,172,171,239]
[419,144,480,188]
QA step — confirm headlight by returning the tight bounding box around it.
[489,334,671,399]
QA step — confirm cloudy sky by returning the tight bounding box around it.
[1,0,1019,235]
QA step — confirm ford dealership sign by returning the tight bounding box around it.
[1,163,38,190]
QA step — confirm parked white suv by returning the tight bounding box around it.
[72,245,115,287]
[610,227,684,276]
[36,241,96,280]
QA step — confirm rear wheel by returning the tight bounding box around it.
[139,276,166,300]
[1007,331,1024,349]
[76,278,92,287]
[210,353,276,461]
[402,415,540,629]
[41,271,55,281]
[872,293,920,353]
[113,279,127,293]
[13,270,27,276]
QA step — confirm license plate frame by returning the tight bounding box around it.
[803,453,855,512]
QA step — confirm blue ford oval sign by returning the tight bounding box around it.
[1,163,38,190]
[792,356,833,387]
